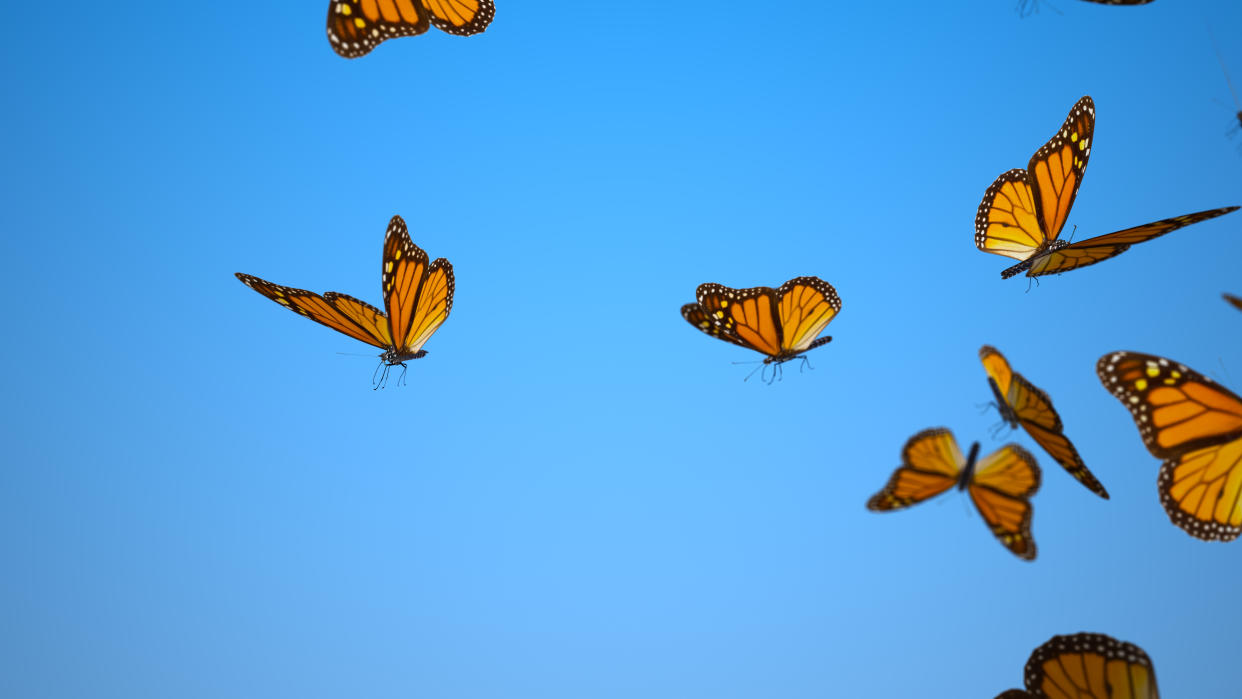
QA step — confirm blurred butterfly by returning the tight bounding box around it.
[981,346,1108,498]
[975,95,1238,278]
[1016,0,1155,18]
[994,632,1159,699]
[1097,351,1242,541]
[236,215,454,387]
[327,0,495,58]
[867,428,1040,560]
[1224,293,1242,312]
[681,276,841,380]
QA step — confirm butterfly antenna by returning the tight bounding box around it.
[1217,357,1234,387]
[1208,23,1241,111]
[742,363,765,383]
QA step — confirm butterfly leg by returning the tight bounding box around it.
[398,362,409,387]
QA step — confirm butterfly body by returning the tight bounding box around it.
[327,0,496,58]
[681,276,841,369]
[867,428,1040,560]
[976,96,1237,278]
[236,216,453,386]
[1098,351,1242,541]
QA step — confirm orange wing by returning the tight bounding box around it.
[681,302,753,350]
[382,215,431,350]
[402,257,454,354]
[969,444,1040,560]
[326,0,494,58]
[976,169,1045,262]
[1027,96,1094,245]
[980,346,1108,498]
[696,283,782,358]
[1098,351,1242,541]
[1024,206,1239,277]
[1021,632,1159,699]
[775,276,841,353]
[324,292,393,347]
[235,273,389,349]
[422,0,495,35]
[866,428,962,511]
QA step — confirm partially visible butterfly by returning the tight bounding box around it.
[975,95,1238,278]
[681,276,841,379]
[1097,351,1242,541]
[236,215,454,387]
[994,632,1159,699]
[327,0,495,58]
[1224,293,1242,311]
[867,428,1040,560]
[1017,0,1155,18]
[981,346,1108,498]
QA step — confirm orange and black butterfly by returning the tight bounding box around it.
[994,632,1159,698]
[867,428,1040,560]
[236,215,453,387]
[327,0,495,58]
[981,346,1108,498]
[975,96,1238,278]
[1097,351,1242,541]
[1224,293,1242,311]
[681,276,841,379]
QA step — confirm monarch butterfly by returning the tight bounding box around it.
[975,96,1238,278]
[680,276,841,377]
[981,346,1108,498]
[994,632,1159,699]
[327,0,495,58]
[1224,293,1242,312]
[236,215,454,387]
[1097,351,1242,541]
[1017,0,1155,18]
[867,428,1040,560]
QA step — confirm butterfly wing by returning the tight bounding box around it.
[1027,96,1094,245]
[421,0,495,35]
[324,292,393,348]
[235,273,389,349]
[969,444,1040,560]
[326,0,431,58]
[976,169,1046,262]
[866,428,962,511]
[1081,0,1155,5]
[980,345,1015,399]
[381,215,431,348]
[1224,293,1242,311]
[1158,438,1242,542]
[1025,206,1239,277]
[681,302,753,350]
[1097,351,1242,459]
[775,276,841,353]
[1022,632,1159,699]
[693,283,782,359]
[401,257,454,354]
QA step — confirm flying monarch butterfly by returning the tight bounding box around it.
[1224,292,1242,312]
[981,346,1109,498]
[867,428,1040,560]
[327,0,495,58]
[236,215,453,387]
[1097,351,1242,542]
[975,96,1238,278]
[680,276,841,379]
[994,632,1159,699]
[1016,0,1155,18]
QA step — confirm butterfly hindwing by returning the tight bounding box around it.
[1021,632,1159,699]
[976,169,1045,261]
[1158,439,1242,542]
[403,257,455,354]
[969,445,1040,560]
[327,0,494,58]
[775,276,842,353]
[235,273,388,349]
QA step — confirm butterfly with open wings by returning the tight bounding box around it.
[327,0,495,58]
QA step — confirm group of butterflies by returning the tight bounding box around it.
[232,4,1224,697]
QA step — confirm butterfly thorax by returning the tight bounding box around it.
[988,378,1020,428]
[956,442,982,490]
[381,348,428,366]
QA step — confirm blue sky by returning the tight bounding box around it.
[3,1,1241,697]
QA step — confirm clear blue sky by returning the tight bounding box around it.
[3,1,1241,697]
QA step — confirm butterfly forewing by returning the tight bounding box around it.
[776,276,841,353]
[1225,293,1242,311]
[681,302,751,349]
[1028,96,1094,244]
[694,283,783,357]
[1022,632,1159,699]
[866,428,962,511]
[235,273,388,349]
[382,215,431,351]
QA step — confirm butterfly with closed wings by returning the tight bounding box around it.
[994,632,1159,699]
[1097,351,1242,541]
[981,345,1108,498]
[327,0,495,58]
[681,276,841,382]
[867,428,1041,560]
[236,215,454,388]
[975,96,1237,279]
